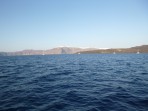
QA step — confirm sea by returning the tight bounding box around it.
[0,54,148,111]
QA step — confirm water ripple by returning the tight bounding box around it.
[0,54,148,111]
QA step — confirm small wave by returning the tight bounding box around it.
[0,54,148,111]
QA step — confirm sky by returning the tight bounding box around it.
[0,0,148,51]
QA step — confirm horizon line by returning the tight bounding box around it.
[0,44,147,52]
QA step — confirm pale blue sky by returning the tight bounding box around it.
[0,0,148,51]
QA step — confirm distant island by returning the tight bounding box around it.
[77,45,148,54]
[0,45,148,56]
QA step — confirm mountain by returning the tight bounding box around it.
[0,45,148,56]
[8,50,43,56]
[1,47,96,56]
[77,45,148,54]
[45,47,83,54]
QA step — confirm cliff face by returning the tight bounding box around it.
[78,45,148,54]
[45,47,83,54]
[0,45,148,56]
[130,45,148,53]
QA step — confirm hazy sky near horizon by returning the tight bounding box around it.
[0,0,148,51]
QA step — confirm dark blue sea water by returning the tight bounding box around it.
[0,54,148,111]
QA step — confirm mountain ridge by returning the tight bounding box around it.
[0,45,148,56]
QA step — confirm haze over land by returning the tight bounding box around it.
[0,0,148,51]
